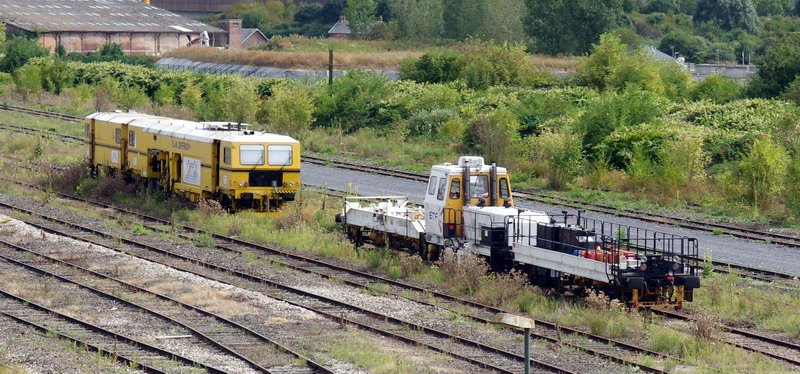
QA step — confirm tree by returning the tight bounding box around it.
[748,33,800,97]
[389,0,444,40]
[576,33,628,90]
[694,0,759,34]
[0,36,49,72]
[345,0,377,39]
[524,0,625,55]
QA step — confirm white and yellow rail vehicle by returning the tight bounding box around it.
[84,111,300,214]
[338,156,701,308]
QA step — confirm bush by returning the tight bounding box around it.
[153,84,176,106]
[314,70,396,133]
[436,250,487,295]
[575,90,666,163]
[398,50,461,83]
[257,83,315,137]
[464,108,520,165]
[738,137,789,211]
[406,108,458,137]
[12,64,42,102]
[458,40,534,89]
[689,74,742,103]
[529,130,585,189]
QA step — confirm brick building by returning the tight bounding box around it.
[0,0,224,55]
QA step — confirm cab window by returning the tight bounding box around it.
[469,175,488,198]
[223,147,231,164]
[499,178,510,199]
[128,130,136,147]
[240,145,264,165]
[427,176,438,195]
[84,123,90,137]
[436,177,447,200]
[114,128,121,144]
[449,178,460,199]
[268,145,292,166]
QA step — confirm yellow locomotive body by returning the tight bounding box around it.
[84,112,300,214]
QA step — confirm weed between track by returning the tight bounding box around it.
[2,111,799,373]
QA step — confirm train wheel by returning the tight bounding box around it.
[408,239,422,256]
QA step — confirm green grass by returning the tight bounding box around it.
[329,333,420,374]
[692,272,800,337]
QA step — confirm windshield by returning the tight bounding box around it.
[469,175,488,198]
[240,144,264,165]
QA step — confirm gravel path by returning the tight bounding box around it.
[0,314,145,374]
[301,162,800,276]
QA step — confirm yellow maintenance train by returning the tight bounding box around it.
[84,111,301,214]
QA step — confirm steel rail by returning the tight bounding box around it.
[0,236,334,374]
[0,184,665,373]
[3,104,800,255]
[0,167,672,371]
[0,200,578,374]
[0,104,82,122]
[0,287,220,374]
[652,308,800,368]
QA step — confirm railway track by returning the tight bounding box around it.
[0,238,332,374]
[0,172,671,373]
[3,106,800,372]
[0,104,82,122]
[0,196,644,374]
[4,104,800,256]
[0,286,218,374]
[653,308,800,369]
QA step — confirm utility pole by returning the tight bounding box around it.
[328,49,334,86]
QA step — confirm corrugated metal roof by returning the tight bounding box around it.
[0,0,223,33]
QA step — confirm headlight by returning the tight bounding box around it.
[239,181,245,187]
[289,182,295,187]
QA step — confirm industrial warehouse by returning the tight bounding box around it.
[0,0,224,55]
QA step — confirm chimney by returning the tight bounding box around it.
[339,14,345,22]
[218,19,242,49]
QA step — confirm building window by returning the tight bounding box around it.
[240,144,264,165]
[129,130,136,147]
[114,128,121,144]
[267,145,292,166]
[223,147,231,164]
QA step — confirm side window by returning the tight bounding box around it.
[129,130,136,147]
[84,123,90,137]
[223,147,231,164]
[499,178,510,199]
[114,128,121,144]
[436,177,447,201]
[427,176,438,195]
[449,178,460,199]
